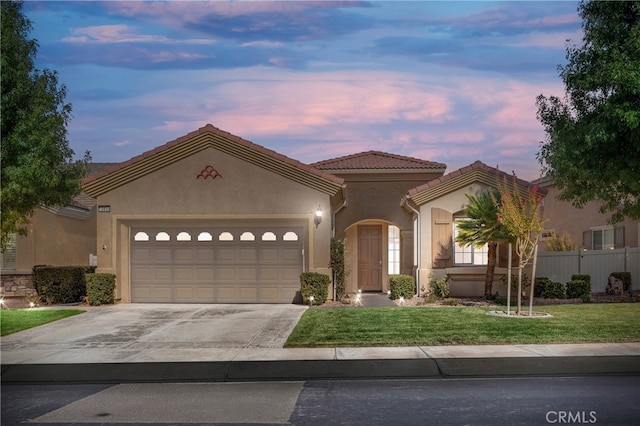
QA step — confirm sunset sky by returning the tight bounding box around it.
[24,1,583,180]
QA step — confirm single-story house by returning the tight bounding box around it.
[2,124,573,302]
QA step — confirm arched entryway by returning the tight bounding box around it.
[343,220,404,294]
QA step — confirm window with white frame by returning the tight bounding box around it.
[592,227,615,250]
[453,219,488,265]
[388,225,400,275]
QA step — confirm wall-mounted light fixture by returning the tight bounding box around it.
[314,205,323,228]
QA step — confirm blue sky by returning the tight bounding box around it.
[24,1,583,180]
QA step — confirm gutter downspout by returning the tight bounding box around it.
[401,197,420,296]
[331,185,348,301]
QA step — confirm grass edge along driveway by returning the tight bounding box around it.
[0,309,85,336]
[285,303,640,347]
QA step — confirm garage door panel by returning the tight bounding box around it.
[282,247,301,262]
[217,248,236,262]
[217,287,237,302]
[216,268,234,281]
[282,267,301,281]
[132,248,153,262]
[260,287,278,302]
[239,248,257,261]
[196,268,214,281]
[153,267,172,281]
[133,286,172,302]
[153,248,173,262]
[239,287,257,301]
[196,287,215,301]
[175,248,193,262]
[196,248,214,262]
[239,268,257,281]
[260,268,279,281]
[174,287,193,301]
[261,248,279,262]
[131,225,304,303]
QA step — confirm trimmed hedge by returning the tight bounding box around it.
[571,274,591,287]
[86,273,117,306]
[300,272,330,305]
[534,277,565,299]
[566,279,590,299]
[33,265,96,305]
[389,274,415,300]
[610,272,632,291]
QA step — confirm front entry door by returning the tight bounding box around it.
[358,225,382,291]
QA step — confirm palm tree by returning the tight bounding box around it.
[455,189,510,298]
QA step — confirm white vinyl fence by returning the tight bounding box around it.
[536,247,639,293]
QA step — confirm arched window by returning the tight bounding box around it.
[218,232,234,241]
[134,232,149,241]
[177,232,191,241]
[283,231,298,241]
[155,232,170,241]
[261,232,277,241]
[197,232,213,241]
[240,232,255,241]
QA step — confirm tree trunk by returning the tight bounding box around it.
[484,241,498,298]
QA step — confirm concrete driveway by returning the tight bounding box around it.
[0,303,308,364]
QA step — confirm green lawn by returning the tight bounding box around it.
[0,309,85,336]
[285,303,640,347]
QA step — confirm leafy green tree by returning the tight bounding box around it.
[1,0,89,250]
[536,0,640,224]
[455,189,510,298]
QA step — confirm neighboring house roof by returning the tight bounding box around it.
[311,151,446,173]
[83,124,345,199]
[404,161,545,206]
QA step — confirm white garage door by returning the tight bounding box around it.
[130,226,304,303]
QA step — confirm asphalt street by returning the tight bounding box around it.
[2,376,638,425]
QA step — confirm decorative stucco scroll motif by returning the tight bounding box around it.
[197,165,223,180]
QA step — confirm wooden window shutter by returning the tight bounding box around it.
[431,208,452,268]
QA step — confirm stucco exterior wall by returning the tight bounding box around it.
[541,185,639,249]
[416,182,496,297]
[14,207,96,272]
[94,147,333,302]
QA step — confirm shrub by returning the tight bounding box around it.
[609,272,632,291]
[441,298,459,306]
[566,279,590,299]
[534,278,565,299]
[389,274,415,300]
[544,232,577,251]
[330,238,347,300]
[300,272,330,305]
[429,275,449,299]
[86,274,117,306]
[533,277,551,298]
[571,274,591,287]
[33,266,95,305]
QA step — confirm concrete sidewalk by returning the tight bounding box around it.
[1,304,639,383]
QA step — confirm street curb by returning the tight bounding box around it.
[2,356,639,383]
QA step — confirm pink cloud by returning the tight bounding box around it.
[63,24,215,45]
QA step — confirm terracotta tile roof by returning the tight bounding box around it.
[405,161,546,206]
[83,124,344,198]
[311,151,446,171]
